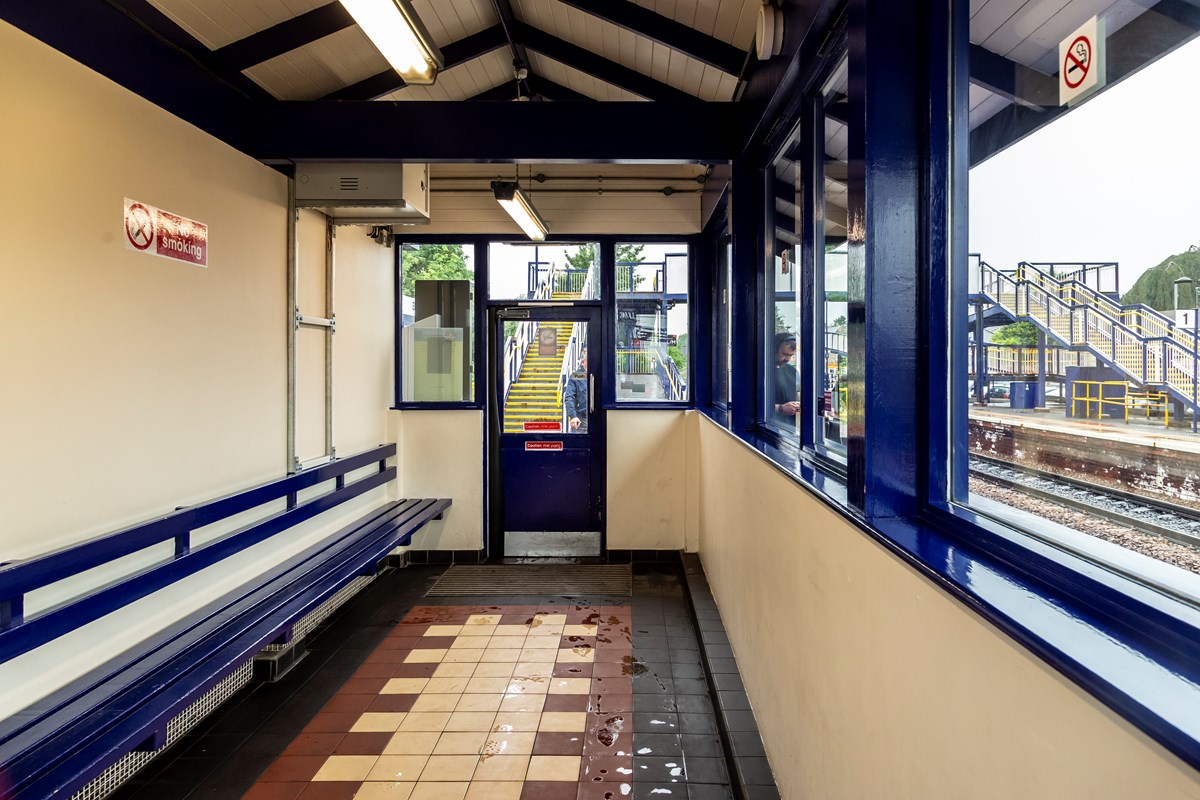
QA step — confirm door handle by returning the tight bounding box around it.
[588,374,595,414]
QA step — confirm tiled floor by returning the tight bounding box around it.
[111,562,777,800]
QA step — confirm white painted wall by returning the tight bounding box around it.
[0,22,395,717]
[694,414,1200,799]
[389,410,484,551]
[606,410,688,549]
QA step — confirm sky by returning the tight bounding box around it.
[969,32,1200,295]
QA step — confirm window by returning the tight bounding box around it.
[615,243,688,402]
[714,234,732,408]
[488,242,600,301]
[957,10,1200,588]
[399,243,474,403]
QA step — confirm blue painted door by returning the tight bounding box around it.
[491,306,603,556]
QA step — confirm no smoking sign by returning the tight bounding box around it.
[1059,17,1104,105]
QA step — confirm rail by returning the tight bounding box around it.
[656,343,686,400]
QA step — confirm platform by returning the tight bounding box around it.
[970,406,1200,455]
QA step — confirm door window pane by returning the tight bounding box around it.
[400,244,474,403]
[502,319,588,434]
[615,243,689,402]
[489,242,601,300]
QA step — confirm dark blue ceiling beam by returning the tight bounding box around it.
[513,21,698,102]
[968,43,1055,108]
[490,0,535,99]
[322,25,509,101]
[970,0,1200,167]
[250,101,741,161]
[555,0,746,75]
[213,2,354,72]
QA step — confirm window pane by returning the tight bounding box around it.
[400,244,475,403]
[714,236,731,407]
[616,243,689,402]
[502,319,588,434]
[488,242,601,300]
[768,119,802,437]
[959,11,1200,585]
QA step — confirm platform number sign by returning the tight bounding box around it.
[1059,17,1104,106]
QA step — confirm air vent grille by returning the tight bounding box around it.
[339,177,359,191]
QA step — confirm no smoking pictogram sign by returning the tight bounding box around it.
[125,202,154,250]
[1064,35,1091,89]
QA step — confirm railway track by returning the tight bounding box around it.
[969,454,1200,551]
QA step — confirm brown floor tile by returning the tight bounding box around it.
[333,732,394,755]
[520,781,579,800]
[297,781,362,800]
[418,636,458,649]
[588,694,633,714]
[553,663,593,679]
[388,624,430,637]
[368,695,420,713]
[340,678,389,695]
[354,663,402,679]
[589,678,632,695]
[542,694,589,713]
[282,733,345,756]
[366,650,416,665]
[322,694,374,714]
[559,636,596,649]
[303,713,362,734]
[589,662,631,679]
[379,637,425,650]
[532,731,586,756]
[243,782,308,800]
[391,664,440,679]
[575,782,634,799]
[258,755,328,782]
[579,755,634,783]
[583,714,631,755]
[592,649,633,664]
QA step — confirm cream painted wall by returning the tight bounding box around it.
[695,415,1200,799]
[606,410,688,549]
[389,410,483,551]
[0,22,397,717]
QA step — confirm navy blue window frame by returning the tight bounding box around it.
[394,235,696,412]
[704,0,1200,771]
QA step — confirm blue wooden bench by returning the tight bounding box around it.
[0,444,449,799]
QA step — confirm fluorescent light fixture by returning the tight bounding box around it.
[491,180,549,241]
[339,0,444,85]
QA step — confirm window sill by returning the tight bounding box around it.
[695,403,1200,771]
[391,402,483,411]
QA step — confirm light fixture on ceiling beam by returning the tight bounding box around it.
[339,0,444,84]
[491,180,549,241]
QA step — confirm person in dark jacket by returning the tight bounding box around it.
[773,332,800,425]
[563,350,589,432]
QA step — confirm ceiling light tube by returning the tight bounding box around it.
[339,0,444,85]
[492,180,549,241]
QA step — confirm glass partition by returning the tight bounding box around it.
[488,242,601,301]
[615,243,689,402]
[399,244,474,403]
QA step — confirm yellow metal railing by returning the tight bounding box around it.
[1124,390,1170,427]
[1070,380,1127,420]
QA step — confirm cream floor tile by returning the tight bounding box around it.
[555,648,595,664]
[563,624,598,636]
[538,712,587,732]
[512,662,555,679]
[366,755,430,782]
[455,693,503,713]
[410,694,462,713]
[408,781,469,800]
[480,649,522,663]
[491,712,542,732]
[425,677,471,694]
[472,663,516,678]
[424,625,463,637]
[506,677,550,695]
[314,755,379,782]
[456,627,493,638]
[465,677,511,694]
[465,614,502,626]
[444,711,497,732]
[433,663,477,679]
[521,636,559,649]
[397,712,452,732]
[498,695,545,713]
[352,713,409,732]
[433,731,491,755]
[382,678,430,694]
[405,649,447,664]
[531,614,567,625]
[547,678,591,695]
[490,625,528,637]
[451,636,490,649]
[479,731,537,756]
[463,781,522,800]
[517,650,558,665]
[420,754,479,782]
[525,629,564,640]
[470,754,530,782]
[526,754,581,781]
[442,649,485,663]
[384,731,442,755]
[354,782,416,799]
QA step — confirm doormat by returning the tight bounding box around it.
[426,564,632,596]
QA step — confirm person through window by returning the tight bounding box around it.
[773,332,800,425]
[564,350,589,432]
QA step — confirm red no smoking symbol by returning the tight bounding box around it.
[125,203,154,250]
[1064,35,1091,89]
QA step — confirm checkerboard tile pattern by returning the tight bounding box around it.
[246,605,642,800]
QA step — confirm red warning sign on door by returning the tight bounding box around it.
[525,441,564,451]
[124,198,208,267]
[524,421,562,432]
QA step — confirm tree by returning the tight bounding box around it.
[832,315,847,328]
[991,321,1039,346]
[401,244,471,296]
[1121,250,1200,311]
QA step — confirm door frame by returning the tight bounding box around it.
[486,301,606,559]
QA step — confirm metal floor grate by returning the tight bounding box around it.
[426,565,632,596]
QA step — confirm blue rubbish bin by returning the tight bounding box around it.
[1009,381,1038,409]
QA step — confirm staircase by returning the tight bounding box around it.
[503,313,576,433]
[978,261,1200,408]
